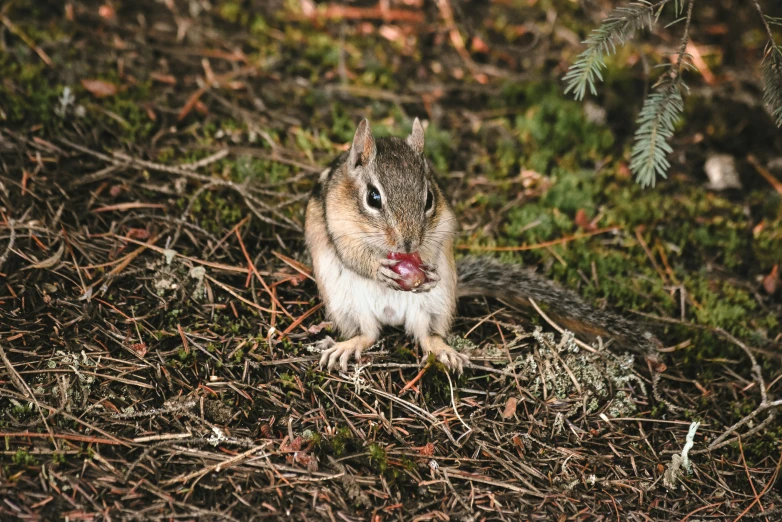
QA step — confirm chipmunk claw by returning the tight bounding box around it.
[377,265,404,290]
[411,265,439,293]
[315,336,336,351]
[317,336,374,372]
[438,350,469,374]
[421,336,468,374]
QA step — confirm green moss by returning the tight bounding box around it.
[422,124,454,173]
[304,367,326,387]
[12,449,37,468]
[328,426,356,457]
[367,443,388,474]
[176,347,192,362]
[52,452,67,466]
[95,79,156,143]
[217,0,246,24]
[235,155,293,184]
[390,344,417,363]
[421,353,463,405]
[498,82,615,173]
[0,55,60,128]
[185,191,244,236]
[279,372,298,390]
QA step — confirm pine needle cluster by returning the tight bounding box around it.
[563,1,671,101]
[761,45,782,127]
[564,0,782,188]
[630,81,683,187]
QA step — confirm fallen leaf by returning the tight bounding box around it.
[471,36,489,53]
[128,342,148,358]
[379,25,403,42]
[144,104,157,121]
[307,321,332,335]
[501,397,518,419]
[126,228,150,240]
[81,78,118,98]
[574,209,596,232]
[150,72,177,85]
[98,4,116,20]
[763,265,778,295]
[418,442,435,457]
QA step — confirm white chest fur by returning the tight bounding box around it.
[311,238,456,341]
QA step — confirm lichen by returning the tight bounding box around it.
[507,327,641,418]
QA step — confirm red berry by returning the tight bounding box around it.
[388,252,426,291]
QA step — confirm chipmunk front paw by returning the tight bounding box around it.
[377,258,404,290]
[412,264,439,293]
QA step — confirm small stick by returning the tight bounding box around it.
[732,451,782,522]
[399,362,431,395]
[0,344,60,451]
[528,298,598,354]
[93,202,166,213]
[457,226,618,252]
[0,15,52,66]
[234,226,302,330]
[445,370,471,434]
[738,437,767,521]
[272,250,315,281]
[635,226,668,285]
[133,433,193,443]
[205,275,273,313]
[0,432,122,445]
[161,443,269,486]
[281,303,324,336]
[0,218,17,271]
[748,155,782,196]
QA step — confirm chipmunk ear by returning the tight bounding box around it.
[348,118,376,171]
[406,117,425,154]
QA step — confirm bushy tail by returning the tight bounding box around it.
[456,256,662,356]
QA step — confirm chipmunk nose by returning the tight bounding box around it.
[403,239,412,253]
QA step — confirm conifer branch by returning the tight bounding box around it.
[753,0,782,127]
[629,0,694,187]
[563,0,675,100]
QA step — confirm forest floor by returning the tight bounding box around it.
[1,0,781,520]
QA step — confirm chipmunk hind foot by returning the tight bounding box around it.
[318,335,376,372]
[420,335,468,373]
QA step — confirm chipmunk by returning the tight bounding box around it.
[305,118,661,373]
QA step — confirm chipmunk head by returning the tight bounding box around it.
[324,118,454,261]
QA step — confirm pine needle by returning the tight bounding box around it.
[761,46,782,128]
[563,0,674,100]
[629,0,694,188]
[630,82,683,187]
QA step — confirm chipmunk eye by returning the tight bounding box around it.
[425,190,434,212]
[367,185,382,209]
